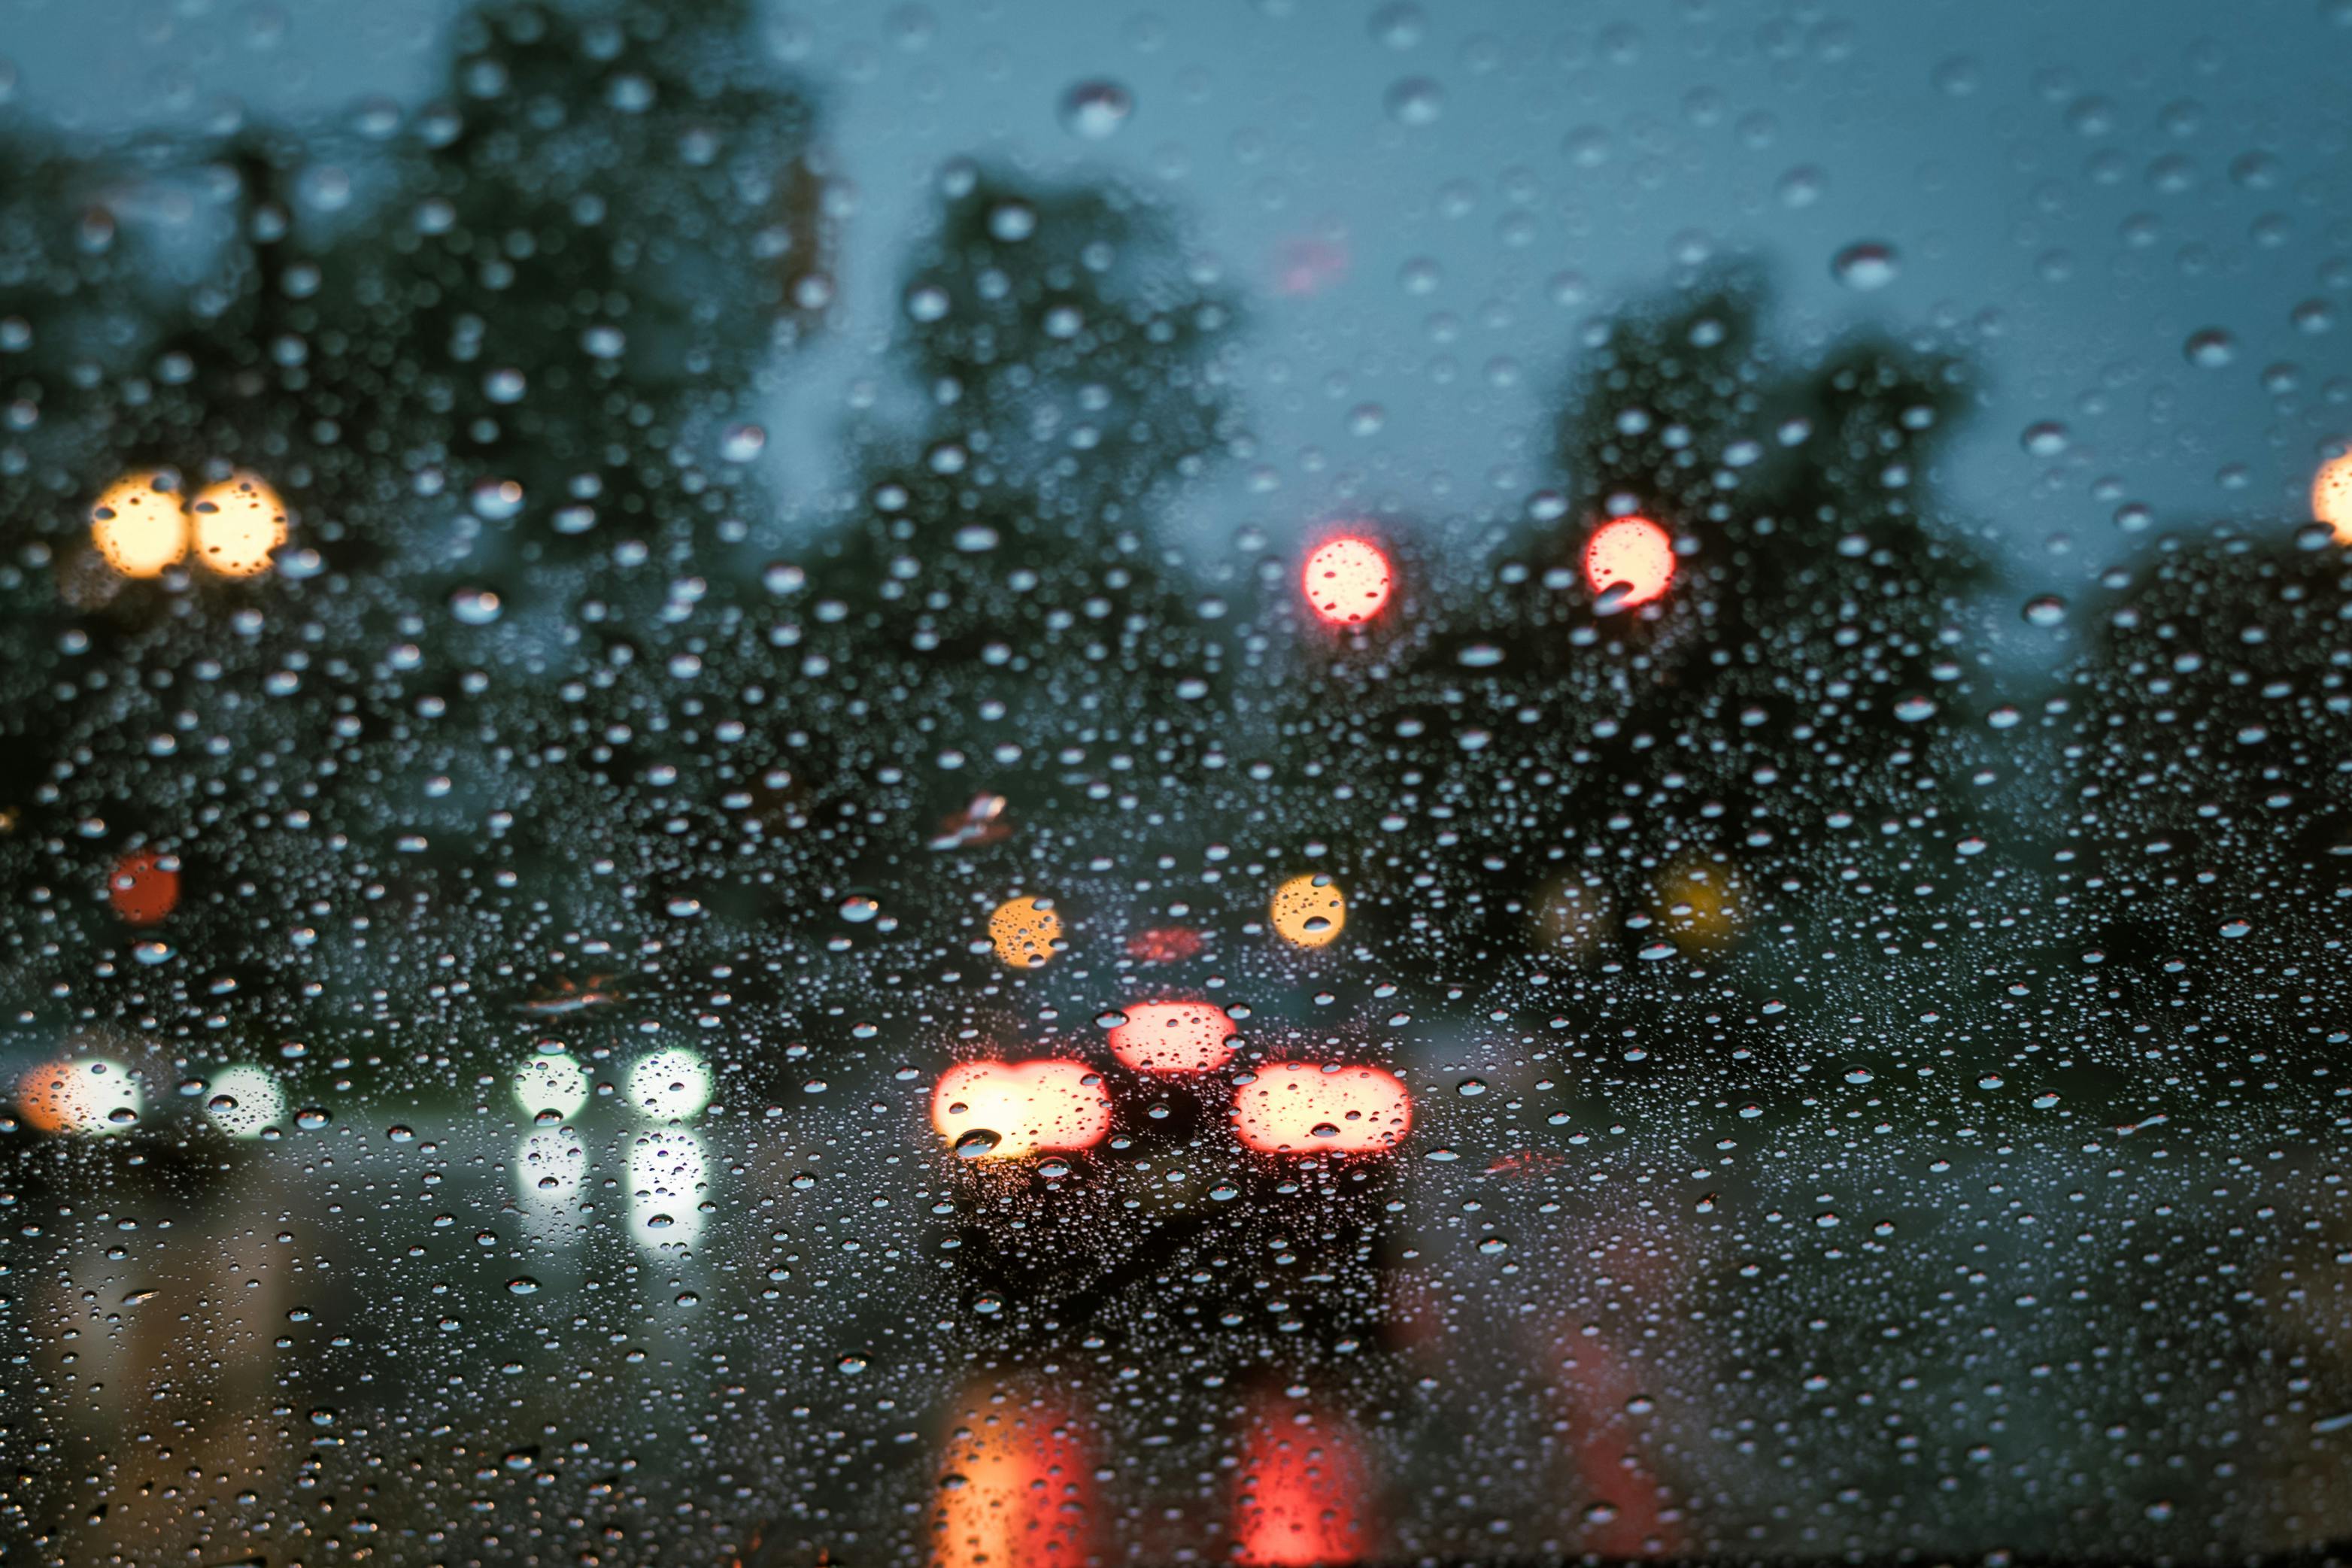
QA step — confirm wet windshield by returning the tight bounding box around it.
[5,1,2351,1563]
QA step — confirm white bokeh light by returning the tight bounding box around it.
[202,1063,286,1139]
[513,1048,590,1121]
[625,1047,712,1121]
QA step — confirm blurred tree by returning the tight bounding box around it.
[1265,267,1990,1009]
[2041,524,2352,1087]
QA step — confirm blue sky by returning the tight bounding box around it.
[8,0,2349,615]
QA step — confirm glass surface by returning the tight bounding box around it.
[5,2,2351,1563]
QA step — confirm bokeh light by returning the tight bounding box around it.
[202,1063,286,1139]
[626,1046,712,1120]
[2315,452,2352,544]
[987,896,1063,969]
[517,1127,587,1206]
[1531,874,1610,960]
[931,1058,1111,1160]
[516,1127,589,1243]
[514,1045,591,1121]
[933,1386,1094,1568]
[627,1127,708,1247]
[1106,999,1239,1075]
[1584,515,1676,608]
[190,471,288,577]
[89,470,188,578]
[1232,1063,1411,1155]
[107,848,180,925]
[1235,1394,1370,1566]
[1654,859,1743,952]
[17,1056,141,1135]
[1270,873,1346,948]
[1300,535,1393,625]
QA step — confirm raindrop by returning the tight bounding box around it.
[450,587,502,626]
[1385,77,1444,126]
[2021,595,2067,627]
[1832,241,1898,290]
[2021,421,2069,456]
[1059,80,1134,139]
[2184,329,2236,368]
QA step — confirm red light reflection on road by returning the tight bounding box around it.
[1234,1392,1370,1566]
[933,1394,1094,1568]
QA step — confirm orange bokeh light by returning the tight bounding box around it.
[190,471,289,577]
[1233,1063,1411,1156]
[2315,452,2352,544]
[988,896,1063,969]
[89,470,188,578]
[1106,1000,1238,1075]
[1235,1394,1370,1566]
[1300,535,1393,625]
[1584,515,1676,608]
[107,849,180,926]
[932,1395,1094,1568]
[932,1059,1112,1160]
[1270,874,1346,949]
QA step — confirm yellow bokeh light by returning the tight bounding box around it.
[1532,875,1610,960]
[987,896,1063,968]
[190,471,288,577]
[1654,859,1743,953]
[90,470,188,578]
[2314,452,2352,544]
[1270,873,1345,948]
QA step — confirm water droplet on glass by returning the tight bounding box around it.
[451,587,502,626]
[2021,421,2069,456]
[2021,595,2067,627]
[2184,328,2236,368]
[1385,77,1444,126]
[953,1127,1002,1160]
[1832,241,1898,290]
[1059,79,1134,139]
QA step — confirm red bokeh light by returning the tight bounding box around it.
[1106,1000,1238,1075]
[931,1058,1112,1160]
[1124,925,1206,964]
[1583,516,1676,608]
[1232,1063,1412,1155]
[108,849,180,926]
[1300,536,1393,625]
